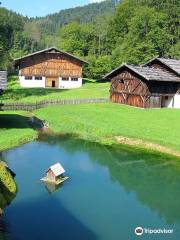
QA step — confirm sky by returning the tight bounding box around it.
[1,0,105,18]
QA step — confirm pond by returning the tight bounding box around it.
[1,136,180,240]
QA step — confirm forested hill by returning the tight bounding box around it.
[32,0,116,35]
[0,0,179,80]
[0,7,43,70]
[0,0,115,70]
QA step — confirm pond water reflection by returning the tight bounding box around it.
[1,136,180,240]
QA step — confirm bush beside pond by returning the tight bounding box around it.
[0,162,17,212]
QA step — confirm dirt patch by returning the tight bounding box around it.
[115,136,180,157]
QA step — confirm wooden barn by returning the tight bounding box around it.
[104,58,180,108]
[0,71,7,94]
[14,47,87,89]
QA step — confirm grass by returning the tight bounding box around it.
[0,76,109,151]
[35,103,180,152]
[1,76,180,155]
[0,111,37,151]
[1,76,110,103]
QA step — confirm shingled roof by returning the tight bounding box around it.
[48,163,65,177]
[104,64,180,82]
[14,47,88,66]
[144,57,180,75]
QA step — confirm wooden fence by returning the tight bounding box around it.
[0,98,109,111]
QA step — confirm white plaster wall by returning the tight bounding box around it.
[164,97,174,108]
[19,76,45,88]
[59,77,82,89]
[173,94,180,108]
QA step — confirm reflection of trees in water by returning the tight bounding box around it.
[0,182,15,240]
[40,134,180,224]
[0,181,16,212]
[0,219,9,240]
[0,166,16,240]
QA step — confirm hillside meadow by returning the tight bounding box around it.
[1,77,109,103]
[35,103,180,153]
[1,79,180,155]
[1,100,180,155]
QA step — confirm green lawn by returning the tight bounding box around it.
[1,76,180,154]
[35,103,180,152]
[0,111,37,151]
[1,76,110,103]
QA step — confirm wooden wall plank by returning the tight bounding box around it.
[19,52,83,78]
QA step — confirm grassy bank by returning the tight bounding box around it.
[1,102,180,156]
[0,162,17,212]
[0,111,37,151]
[0,111,32,211]
[1,76,109,103]
[35,103,180,153]
[0,162,16,194]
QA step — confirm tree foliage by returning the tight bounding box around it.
[108,0,179,66]
[58,22,93,56]
[0,7,42,71]
[55,0,180,78]
[0,0,180,79]
[33,0,115,35]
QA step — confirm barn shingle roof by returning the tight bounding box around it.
[104,64,180,82]
[129,65,180,82]
[157,58,180,75]
[144,57,180,75]
[14,47,88,66]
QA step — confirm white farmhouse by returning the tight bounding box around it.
[14,47,87,89]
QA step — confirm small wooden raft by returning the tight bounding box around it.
[41,176,69,185]
[41,163,69,185]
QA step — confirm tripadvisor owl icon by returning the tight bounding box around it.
[135,227,144,236]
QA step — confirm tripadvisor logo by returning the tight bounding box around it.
[134,226,173,236]
[135,227,143,236]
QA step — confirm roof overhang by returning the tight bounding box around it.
[104,63,180,82]
[14,47,88,67]
[103,64,149,81]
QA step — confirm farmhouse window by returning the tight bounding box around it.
[71,77,78,81]
[62,77,69,81]
[25,76,32,80]
[35,76,42,80]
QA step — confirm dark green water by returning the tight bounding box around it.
[1,136,180,240]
